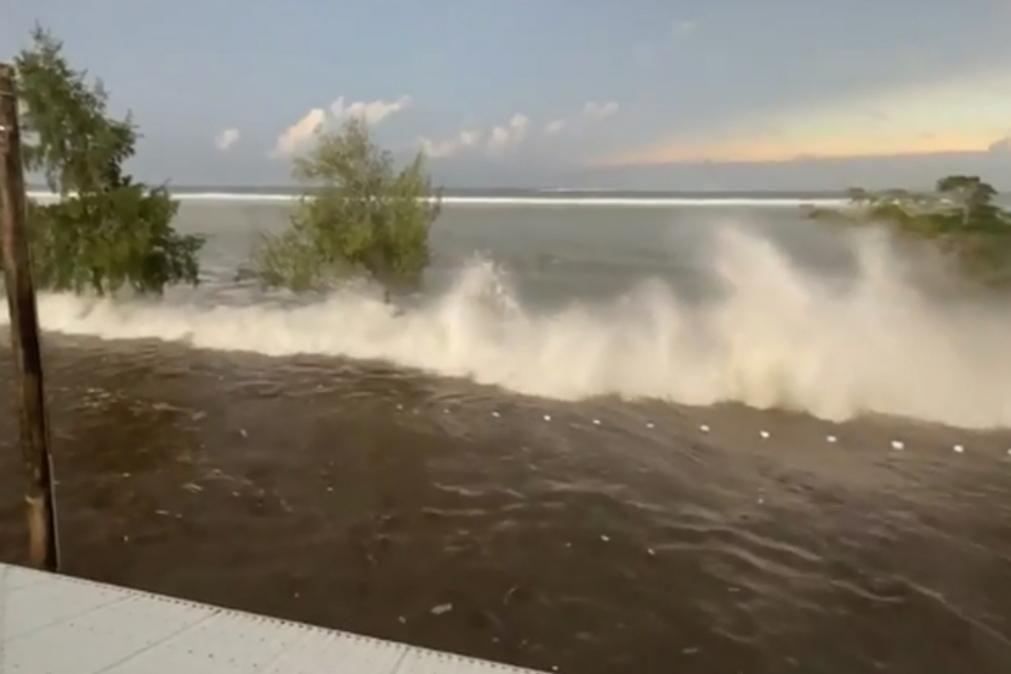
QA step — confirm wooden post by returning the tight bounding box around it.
[0,62,59,571]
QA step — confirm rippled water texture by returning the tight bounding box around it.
[2,198,1011,673]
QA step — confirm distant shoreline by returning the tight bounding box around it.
[26,188,848,208]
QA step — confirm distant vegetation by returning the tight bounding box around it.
[810,175,1011,284]
[4,27,202,294]
[254,118,440,297]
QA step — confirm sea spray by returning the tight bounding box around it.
[3,228,1010,428]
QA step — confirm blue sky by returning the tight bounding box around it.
[4,0,1011,189]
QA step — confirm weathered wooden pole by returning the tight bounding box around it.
[0,62,60,571]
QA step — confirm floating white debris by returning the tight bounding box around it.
[600,534,610,542]
[543,414,552,422]
[181,482,204,494]
[592,418,601,426]
[890,440,905,450]
[699,424,710,433]
[326,486,334,493]
[121,472,131,478]
[395,404,403,411]
[552,667,559,672]
[826,435,838,443]
[293,591,300,599]
[758,497,765,505]
[231,491,240,498]
[398,616,407,624]
[1007,449,1011,457]
[443,408,450,414]
[239,428,248,439]
[953,444,965,453]
[759,430,770,440]
[122,534,130,542]
[646,422,655,429]
[154,509,171,517]
[491,411,501,418]
[564,542,572,548]
[682,647,700,656]
[430,603,453,616]
[647,548,656,556]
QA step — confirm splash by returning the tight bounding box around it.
[3,228,1010,428]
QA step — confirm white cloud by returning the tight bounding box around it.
[330,95,412,125]
[674,19,698,36]
[583,101,620,121]
[423,113,530,158]
[544,118,567,135]
[273,95,412,158]
[420,129,483,158]
[486,113,530,154]
[273,108,326,157]
[214,128,240,151]
[989,136,1011,153]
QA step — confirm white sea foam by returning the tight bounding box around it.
[3,228,1010,428]
[26,190,845,208]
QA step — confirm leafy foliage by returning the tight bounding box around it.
[5,27,202,294]
[810,175,1011,284]
[255,118,440,294]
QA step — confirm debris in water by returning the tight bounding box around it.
[395,403,403,411]
[231,491,240,498]
[592,418,601,426]
[890,440,905,450]
[647,548,656,556]
[121,472,131,478]
[430,603,453,616]
[682,647,700,655]
[699,424,710,433]
[181,482,204,494]
[293,592,300,599]
[239,428,248,439]
[491,410,501,418]
[443,408,450,414]
[191,411,207,422]
[600,534,611,543]
[564,542,572,548]
[646,421,655,429]
[826,435,838,443]
[758,497,765,505]
[326,486,334,493]
[953,444,965,453]
[154,509,172,517]
[1007,449,1011,456]
[398,616,407,625]
[551,667,559,672]
[122,534,130,542]
[759,430,770,439]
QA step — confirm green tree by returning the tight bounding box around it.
[255,117,440,296]
[935,175,1001,230]
[810,174,1011,284]
[6,27,202,294]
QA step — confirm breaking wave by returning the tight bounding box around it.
[3,228,1010,428]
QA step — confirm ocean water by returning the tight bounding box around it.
[2,193,1011,673]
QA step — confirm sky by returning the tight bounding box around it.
[4,0,1011,190]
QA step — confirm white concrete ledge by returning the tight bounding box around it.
[0,562,544,673]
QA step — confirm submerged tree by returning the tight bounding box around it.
[5,27,202,294]
[254,118,440,296]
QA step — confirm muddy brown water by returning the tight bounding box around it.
[2,333,1011,674]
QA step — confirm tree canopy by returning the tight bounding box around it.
[809,175,1011,284]
[6,27,202,294]
[254,118,440,295]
